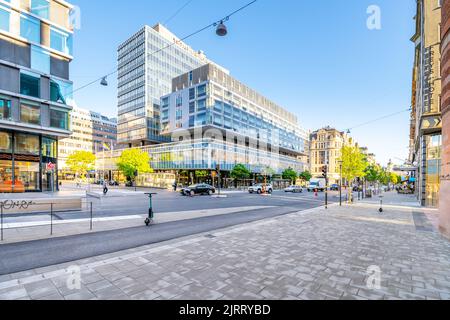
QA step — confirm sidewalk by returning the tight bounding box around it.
[0,193,449,300]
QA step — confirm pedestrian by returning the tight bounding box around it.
[314,189,318,198]
[173,181,177,192]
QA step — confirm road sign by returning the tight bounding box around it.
[46,162,56,171]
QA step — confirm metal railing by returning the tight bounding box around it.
[0,201,95,242]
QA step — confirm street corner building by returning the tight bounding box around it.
[0,0,75,192]
[159,63,309,175]
[409,0,443,207]
[440,0,450,238]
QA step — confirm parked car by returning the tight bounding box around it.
[330,184,340,191]
[248,184,273,194]
[109,180,119,186]
[181,184,216,196]
[284,185,303,193]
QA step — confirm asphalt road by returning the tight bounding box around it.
[0,190,342,275]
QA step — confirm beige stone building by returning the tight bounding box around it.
[58,106,117,178]
[409,0,442,207]
[309,127,357,185]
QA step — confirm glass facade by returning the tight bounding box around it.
[31,45,50,74]
[50,27,73,56]
[0,4,10,32]
[0,98,12,121]
[20,71,40,98]
[0,130,58,193]
[117,25,219,144]
[30,0,49,20]
[20,103,41,125]
[20,14,41,44]
[50,108,69,130]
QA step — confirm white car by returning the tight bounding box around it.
[248,184,273,194]
[284,185,303,193]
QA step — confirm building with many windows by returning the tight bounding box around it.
[0,0,74,192]
[309,127,358,185]
[409,0,442,207]
[159,63,309,174]
[117,24,228,147]
[58,106,117,179]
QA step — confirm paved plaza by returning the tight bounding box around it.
[0,193,449,300]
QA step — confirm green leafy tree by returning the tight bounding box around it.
[340,146,368,203]
[365,165,381,184]
[390,173,400,185]
[282,168,298,184]
[230,164,252,180]
[195,170,209,181]
[299,171,312,183]
[66,151,96,181]
[117,149,153,181]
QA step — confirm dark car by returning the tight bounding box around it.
[109,180,119,186]
[330,184,340,191]
[181,184,216,196]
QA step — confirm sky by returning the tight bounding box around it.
[69,0,416,166]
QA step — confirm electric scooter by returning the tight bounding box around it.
[145,193,157,226]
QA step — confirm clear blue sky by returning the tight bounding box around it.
[70,0,415,166]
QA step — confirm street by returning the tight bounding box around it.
[0,188,340,275]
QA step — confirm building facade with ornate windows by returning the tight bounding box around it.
[409,0,442,207]
[58,106,118,179]
[0,0,74,192]
[309,127,358,185]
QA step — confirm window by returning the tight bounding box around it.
[189,115,195,128]
[214,100,222,113]
[189,102,195,114]
[195,112,207,126]
[197,84,207,97]
[50,108,69,130]
[50,27,73,55]
[20,103,41,125]
[50,79,73,105]
[0,5,10,32]
[20,14,40,43]
[15,161,40,191]
[189,88,195,100]
[20,71,40,98]
[0,98,12,121]
[31,45,50,74]
[31,0,49,19]
[42,137,57,158]
[15,133,40,155]
[197,99,206,112]
[0,131,12,153]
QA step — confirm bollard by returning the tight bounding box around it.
[1,203,3,241]
[50,203,53,235]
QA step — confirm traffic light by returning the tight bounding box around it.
[322,166,328,179]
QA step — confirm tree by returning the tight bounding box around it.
[195,170,209,181]
[117,149,153,181]
[66,151,96,181]
[282,168,298,184]
[340,146,368,203]
[390,173,400,185]
[230,164,252,180]
[365,165,381,184]
[299,171,312,183]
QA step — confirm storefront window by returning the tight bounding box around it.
[0,98,12,121]
[15,133,40,155]
[0,131,12,153]
[20,103,41,125]
[15,161,40,191]
[42,137,57,158]
[425,134,442,207]
[50,108,69,130]
[0,160,13,193]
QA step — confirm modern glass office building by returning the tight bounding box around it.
[0,0,74,192]
[117,23,228,147]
